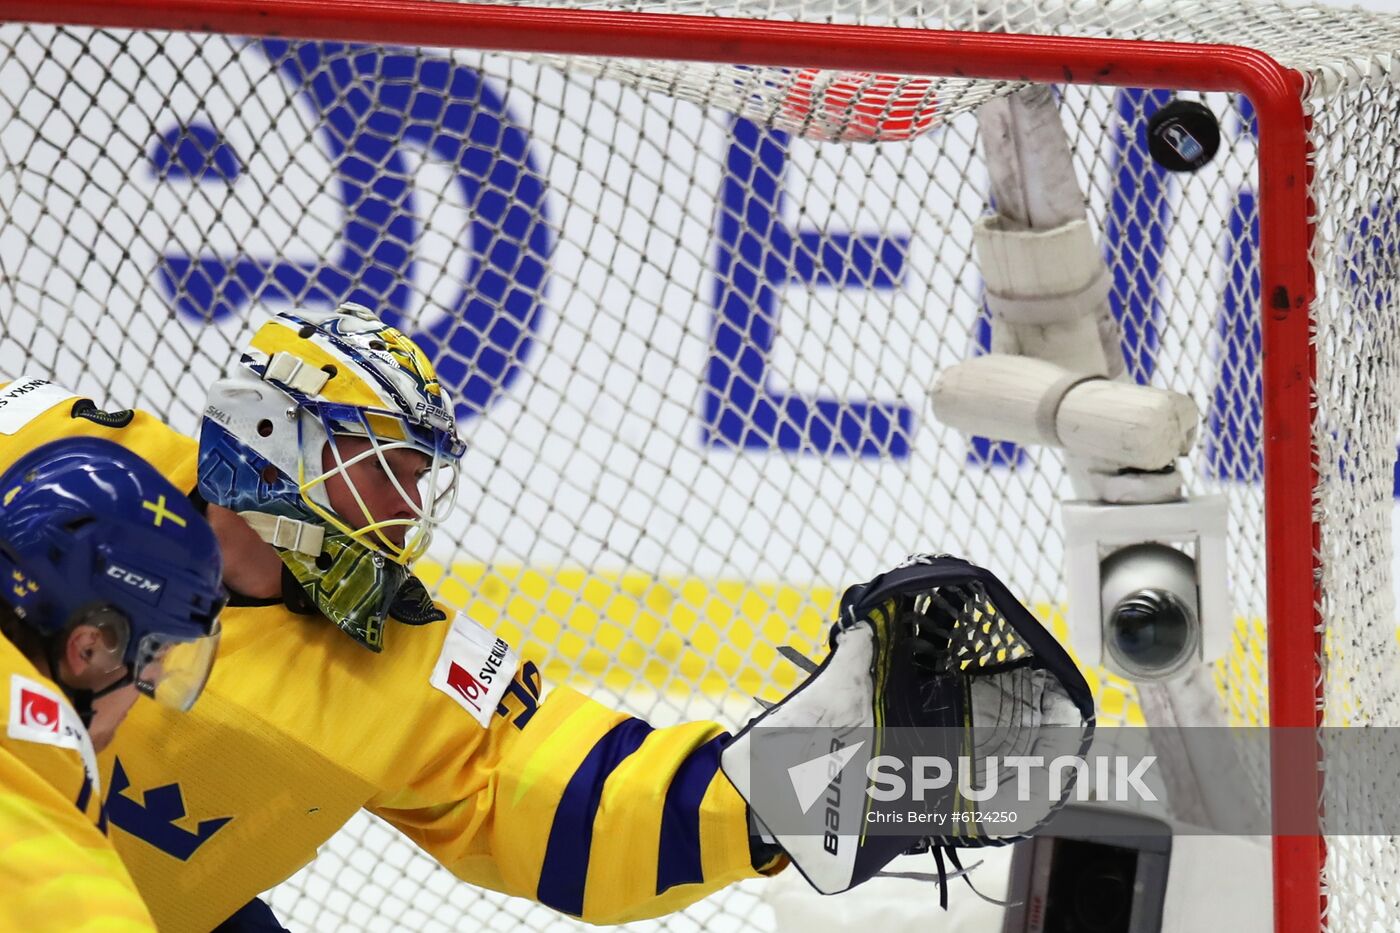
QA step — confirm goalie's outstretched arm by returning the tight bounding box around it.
[366,555,1090,922]
[365,638,782,926]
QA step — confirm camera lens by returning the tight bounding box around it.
[1108,589,1196,679]
[1099,543,1201,681]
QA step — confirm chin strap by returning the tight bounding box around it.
[40,634,121,729]
[240,511,325,555]
[69,671,142,727]
[39,606,139,729]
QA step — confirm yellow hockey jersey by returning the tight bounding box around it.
[0,634,157,932]
[0,376,769,932]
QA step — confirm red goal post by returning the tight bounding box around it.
[0,0,1329,930]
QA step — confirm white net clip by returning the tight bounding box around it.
[264,351,331,397]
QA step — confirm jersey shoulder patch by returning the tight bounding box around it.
[429,614,520,727]
[6,673,78,751]
[7,673,101,802]
[0,376,78,435]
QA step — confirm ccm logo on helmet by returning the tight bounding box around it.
[105,563,164,599]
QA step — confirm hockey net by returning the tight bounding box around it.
[0,0,1397,930]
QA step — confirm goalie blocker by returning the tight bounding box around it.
[722,555,1094,898]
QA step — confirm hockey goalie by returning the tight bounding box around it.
[0,303,1092,931]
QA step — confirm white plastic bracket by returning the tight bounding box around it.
[1061,496,1230,669]
[240,511,326,556]
[264,350,331,397]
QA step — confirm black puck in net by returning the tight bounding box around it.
[1146,100,1221,172]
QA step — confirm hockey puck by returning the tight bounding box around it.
[1146,100,1220,173]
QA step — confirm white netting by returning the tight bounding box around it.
[491,0,1400,142]
[0,1,1397,930]
[1308,71,1400,932]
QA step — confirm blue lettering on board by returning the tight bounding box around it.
[705,118,914,457]
[149,40,551,422]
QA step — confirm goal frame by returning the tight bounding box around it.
[0,1,1323,929]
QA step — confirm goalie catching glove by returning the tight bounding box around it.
[721,554,1094,898]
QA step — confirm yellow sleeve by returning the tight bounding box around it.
[0,744,157,933]
[367,658,770,924]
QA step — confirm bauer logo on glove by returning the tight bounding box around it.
[721,554,1095,899]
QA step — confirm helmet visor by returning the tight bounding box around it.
[133,618,222,712]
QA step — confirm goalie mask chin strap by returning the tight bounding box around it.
[240,510,325,555]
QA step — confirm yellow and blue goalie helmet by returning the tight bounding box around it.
[197,303,467,650]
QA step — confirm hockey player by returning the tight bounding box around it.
[0,305,1092,931]
[0,436,225,931]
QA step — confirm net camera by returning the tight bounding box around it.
[1099,543,1200,681]
[1063,497,1229,680]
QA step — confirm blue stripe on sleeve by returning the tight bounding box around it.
[656,734,730,894]
[536,717,654,917]
[74,774,92,815]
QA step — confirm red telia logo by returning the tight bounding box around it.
[18,687,60,733]
[446,662,487,711]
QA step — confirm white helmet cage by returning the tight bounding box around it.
[201,305,466,566]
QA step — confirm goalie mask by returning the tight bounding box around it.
[197,303,467,650]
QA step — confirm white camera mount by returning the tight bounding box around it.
[1062,496,1230,673]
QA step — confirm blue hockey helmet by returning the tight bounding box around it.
[0,437,225,712]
